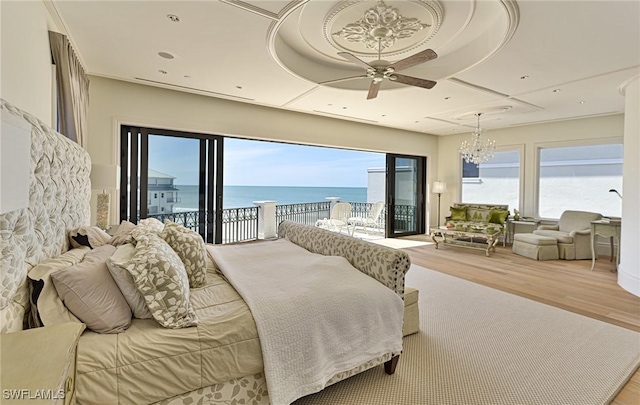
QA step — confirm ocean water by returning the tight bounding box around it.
[174,185,367,210]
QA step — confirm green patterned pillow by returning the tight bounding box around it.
[160,220,207,288]
[449,207,467,221]
[489,209,510,225]
[467,208,492,222]
[128,231,198,329]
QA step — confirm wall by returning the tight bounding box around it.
[618,76,640,296]
[436,115,625,224]
[0,1,53,126]
[87,76,439,225]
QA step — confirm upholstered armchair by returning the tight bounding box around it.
[533,210,602,260]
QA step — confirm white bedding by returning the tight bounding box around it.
[207,239,404,405]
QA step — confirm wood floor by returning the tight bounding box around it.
[400,238,640,405]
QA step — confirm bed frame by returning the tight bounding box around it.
[0,98,91,333]
[0,99,410,404]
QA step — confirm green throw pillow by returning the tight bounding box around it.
[489,209,509,225]
[450,207,467,221]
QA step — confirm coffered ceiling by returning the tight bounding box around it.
[49,0,640,135]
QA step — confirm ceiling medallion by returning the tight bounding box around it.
[332,1,430,52]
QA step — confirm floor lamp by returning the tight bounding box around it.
[432,181,447,228]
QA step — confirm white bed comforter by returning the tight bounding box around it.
[207,239,404,405]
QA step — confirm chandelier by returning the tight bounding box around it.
[459,113,496,166]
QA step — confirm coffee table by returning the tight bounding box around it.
[431,227,502,257]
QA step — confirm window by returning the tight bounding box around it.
[461,149,521,213]
[538,143,623,218]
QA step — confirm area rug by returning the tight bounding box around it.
[294,265,640,405]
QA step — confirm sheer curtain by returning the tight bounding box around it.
[49,31,89,147]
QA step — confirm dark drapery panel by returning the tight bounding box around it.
[49,31,89,147]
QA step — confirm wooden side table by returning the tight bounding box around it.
[0,323,85,404]
[590,220,621,272]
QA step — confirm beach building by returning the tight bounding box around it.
[147,169,180,215]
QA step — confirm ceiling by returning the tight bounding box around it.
[49,0,640,136]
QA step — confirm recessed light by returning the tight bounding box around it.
[327,103,333,106]
[444,96,451,100]
[158,70,167,74]
[342,106,347,109]
[236,86,243,89]
[552,89,561,93]
[520,75,529,80]
[414,120,419,123]
[184,75,190,79]
[167,14,180,23]
[580,100,586,104]
[158,52,174,60]
[381,114,386,117]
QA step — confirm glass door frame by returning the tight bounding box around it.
[385,154,426,237]
[119,126,224,243]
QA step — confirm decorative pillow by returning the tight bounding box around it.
[449,207,467,221]
[489,209,510,225]
[27,247,89,327]
[68,226,112,249]
[138,217,164,234]
[110,220,137,247]
[107,244,153,319]
[467,207,492,222]
[160,220,207,288]
[51,245,132,334]
[126,231,198,328]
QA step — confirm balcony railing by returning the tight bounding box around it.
[275,201,331,228]
[146,201,412,244]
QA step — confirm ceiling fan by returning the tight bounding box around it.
[321,46,438,100]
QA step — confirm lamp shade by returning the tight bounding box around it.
[90,164,119,190]
[1,109,31,214]
[432,181,447,194]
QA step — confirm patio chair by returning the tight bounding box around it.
[349,201,384,235]
[327,202,354,235]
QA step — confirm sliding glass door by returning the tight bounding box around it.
[120,126,224,243]
[385,154,426,237]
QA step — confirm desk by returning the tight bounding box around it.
[590,220,621,272]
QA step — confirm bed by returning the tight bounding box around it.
[0,98,411,405]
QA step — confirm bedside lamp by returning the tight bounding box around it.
[90,164,118,230]
[432,181,447,228]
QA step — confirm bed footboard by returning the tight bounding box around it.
[277,220,410,298]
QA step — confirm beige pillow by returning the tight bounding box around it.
[51,245,132,334]
[107,244,153,319]
[127,231,198,328]
[68,226,112,249]
[138,217,164,234]
[161,220,207,288]
[27,247,89,327]
[109,220,137,247]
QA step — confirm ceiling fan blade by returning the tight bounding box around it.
[319,75,369,85]
[391,73,437,89]
[338,52,374,70]
[390,49,438,72]
[367,81,381,100]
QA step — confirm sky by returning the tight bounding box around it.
[148,135,385,187]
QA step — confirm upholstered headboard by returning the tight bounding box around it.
[0,99,91,332]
